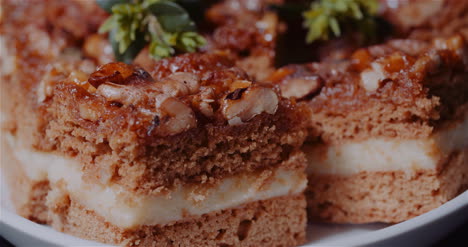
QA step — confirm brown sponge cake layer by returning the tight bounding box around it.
[306,148,468,223]
[46,194,306,247]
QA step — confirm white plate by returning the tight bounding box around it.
[1,172,467,247]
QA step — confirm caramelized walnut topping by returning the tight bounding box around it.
[95,82,142,105]
[229,80,252,91]
[192,86,216,117]
[158,72,200,97]
[155,97,197,136]
[351,49,373,71]
[280,76,323,100]
[360,62,387,92]
[89,62,153,88]
[89,63,133,87]
[268,65,324,99]
[129,67,154,84]
[146,115,161,136]
[225,88,247,100]
[222,86,278,125]
[67,71,96,93]
[152,115,161,126]
[359,51,417,92]
[65,51,285,135]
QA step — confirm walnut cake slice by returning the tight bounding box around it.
[270,35,468,223]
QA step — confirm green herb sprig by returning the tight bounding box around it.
[302,0,379,43]
[97,0,206,63]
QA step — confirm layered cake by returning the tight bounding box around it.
[270,35,468,223]
[1,1,309,246]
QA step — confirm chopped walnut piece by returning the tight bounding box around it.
[222,86,278,125]
[229,80,252,91]
[155,97,197,136]
[159,72,200,97]
[280,76,323,99]
[360,62,387,92]
[89,62,153,88]
[351,49,373,71]
[68,71,97,93]
[193,86,216,117]
[96,82,139,105]
[225,88,247,100]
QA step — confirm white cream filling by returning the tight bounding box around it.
[306,116,468,175]
[5,134,306,228]
[0,35,17,76]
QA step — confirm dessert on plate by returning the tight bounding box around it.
[1,0,309,246]
[270,34,468,223]
[1,0,467,246]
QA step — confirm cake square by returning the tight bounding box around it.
[270,35,468,223]
[1,1,309,246]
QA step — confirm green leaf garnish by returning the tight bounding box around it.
[96,0,129,13]
[109,29,147,64]
[303,0,379,43]
[147,1,195,32]
[97,0,206,63]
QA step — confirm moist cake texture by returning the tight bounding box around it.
[0,0,308,246]
[270,34,468,223]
